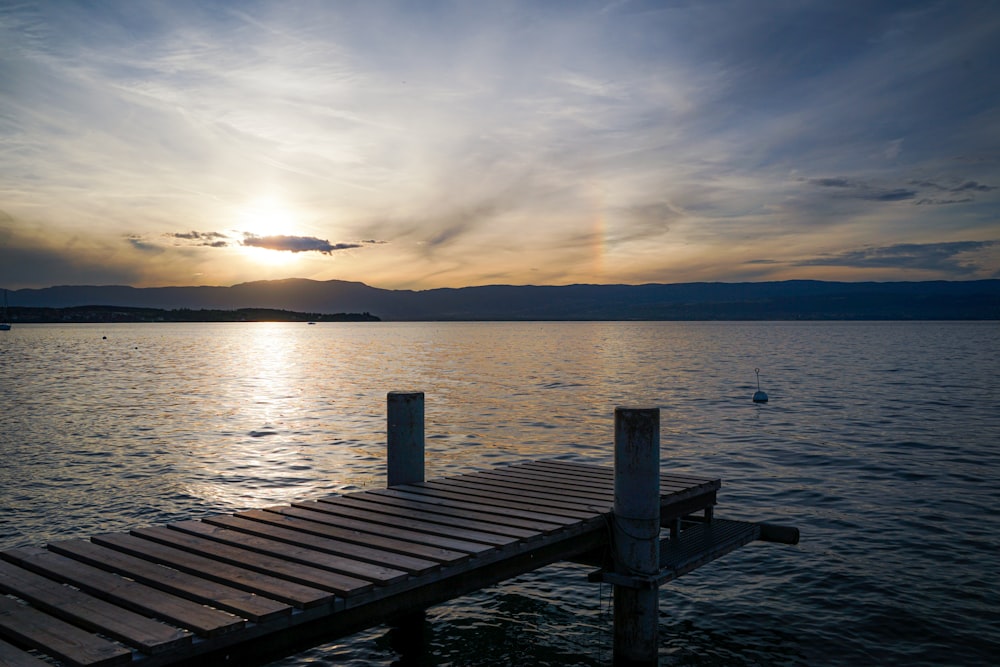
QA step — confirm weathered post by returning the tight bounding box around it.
[613,407,661,666]
[387,391,425,487]
[386,391,428,644]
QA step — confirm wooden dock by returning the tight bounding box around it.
[1,397,798,666]
[0,459,730,666]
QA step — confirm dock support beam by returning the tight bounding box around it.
[387,391,425,486]
[386,391,429,646]
[613,407,660,666]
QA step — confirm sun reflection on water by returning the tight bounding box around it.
[180,323,331,508]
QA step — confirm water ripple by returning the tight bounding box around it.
[1,321,998,665]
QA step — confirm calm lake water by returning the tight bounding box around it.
[1,321,998,666]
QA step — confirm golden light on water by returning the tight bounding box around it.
[181,323,329,508]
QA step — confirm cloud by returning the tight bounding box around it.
[864,188,918,202]
[805,177,917,201]
[805,175,999,207]
[241,234,361,254]
[358,200,509,256]
[952,181,996,193]
[810,178,854,188]
[909,179,996,204]
[167,230,231,247]
[2,2,999,288]
[914,197,974,206]
[598,201,678,247]
[797,241,995,274]
[127,235,164,253]
[910,179,997,192]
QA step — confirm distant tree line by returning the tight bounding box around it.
[8,306,380,323]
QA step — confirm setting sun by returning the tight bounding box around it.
[236,197,302,238]
[235,198,304,266]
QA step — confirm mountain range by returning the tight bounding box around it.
[6,279,1000,320]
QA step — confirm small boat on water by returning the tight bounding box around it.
[0,290,10,331]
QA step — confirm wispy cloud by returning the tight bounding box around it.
[167,231,230,247]
[1,1,999,289]
[802,175,997,207]
[797,241,996,275]
[805,177,917,202]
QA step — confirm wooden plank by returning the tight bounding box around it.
[469,466,708,503]
[166,520,413,584]
[462,469,615,503]
[0,460,738,667]
[235,509,471,564]
[1,547,245,638]
[370,486,583,526]
[0,559,191,654]
[523,459,720,489]
[345,490,566,534]
[476,466,619,494]
[516,460,618,480]
[292,500,518,548]
[441,475,614,514]
[88,533,335,609]
[517,459,711,488]
[659,480,721,506]
[0,595,132,667]
[503,467,711,497]
[0,638,51,667]
[317,495,542,539]
[519,460,622,478]
[404,480,602,519]
[505,462,710,496]
[367,488,581,532]
[200,514,441,575]
[270,506,496,555]
[126,527,375,597]
[47,539,291,623]
[515,461,720,508]
[498,463,710,495]
[419,478,607,515]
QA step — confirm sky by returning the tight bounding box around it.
[1,0,998,290]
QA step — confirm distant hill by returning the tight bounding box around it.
[5,279,1000,320]
[7,305,379,323]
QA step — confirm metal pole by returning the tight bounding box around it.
[613,407,660,666]
[387,391,424,487]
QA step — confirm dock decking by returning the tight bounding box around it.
[0,459,724,666]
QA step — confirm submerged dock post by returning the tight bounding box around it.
[613,407,661,666]
[387,391,425,486]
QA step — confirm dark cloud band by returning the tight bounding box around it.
[797,241,995,274]
[241,234,362,254]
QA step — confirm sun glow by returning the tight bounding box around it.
[238,198,301,236]
[235,198,304,266]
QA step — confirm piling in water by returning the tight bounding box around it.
[613,407,661,666]
[387,391,425,486]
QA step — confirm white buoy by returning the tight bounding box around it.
[752,367,768,403]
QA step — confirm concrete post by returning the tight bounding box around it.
[613,407,661,666]
[387,391,424,487]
